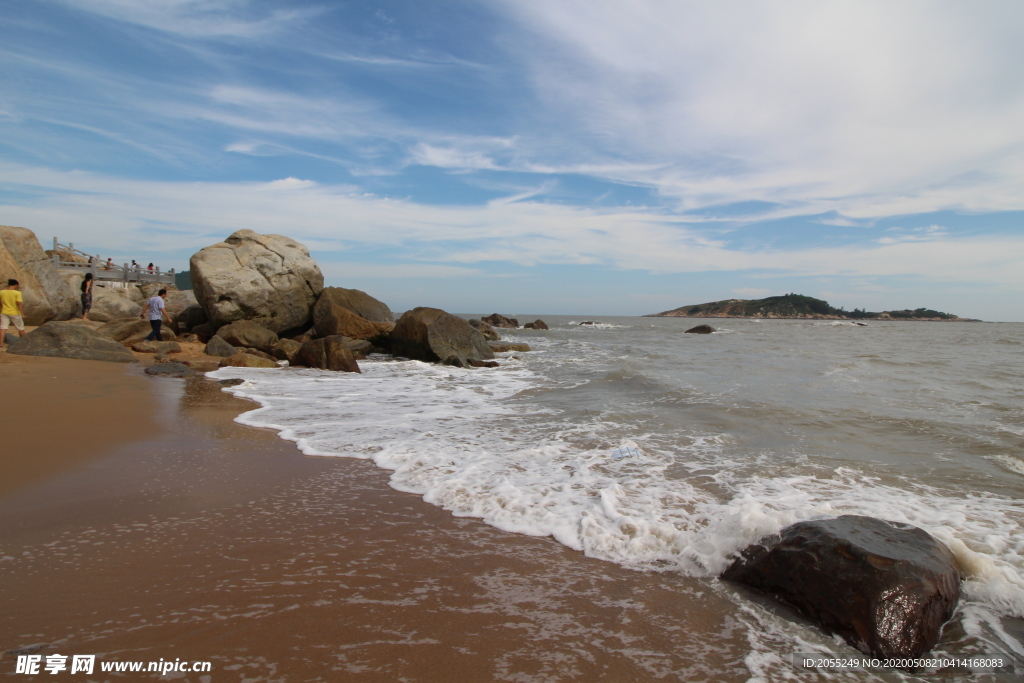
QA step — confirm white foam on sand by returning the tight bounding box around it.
[209,359,1024,631]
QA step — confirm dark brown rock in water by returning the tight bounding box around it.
[721,515,961,659]
[390,307,494,368]
[8,321,137,363]
[345,338,374,359]
[685,324,716,334]
[215,320,279,353]
[272,338,302,363]
[292,335,361,373]
[239,347,275,361]
[488,341,531,353]
[313,287,395,341]
[482,313,519,329]
[468,319,500,341]
[469,360,499,368]
[204,335,237,357]
[523,319,549,330]
[218,352,278,369]
[579,321,599,325]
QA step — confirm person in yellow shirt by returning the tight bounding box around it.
[0,279,26,348]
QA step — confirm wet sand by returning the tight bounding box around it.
[0,360,749,681]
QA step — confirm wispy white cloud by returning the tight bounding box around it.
[2,164,1021,292]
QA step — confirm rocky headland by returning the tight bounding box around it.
[648,293,965,321]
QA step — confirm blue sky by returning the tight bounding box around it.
[2,1,1023,320]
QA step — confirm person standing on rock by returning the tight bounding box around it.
[141,288,172,341]
[0,279,26,348]
[80,273,94,319]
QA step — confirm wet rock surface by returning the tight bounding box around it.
[390,307,494,368]
[721,515,961,659]
[144,362,195,378]
[685,324,716,334]
[482,313,519,329]
[292,335,361,373]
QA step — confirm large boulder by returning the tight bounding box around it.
[190,230,324,334]
[163,289,198,322]
[488,341,531,353]
[468,319,500,341]
[523,319,549,330]
[8,321,137,363]
[272,338,302,364]
[482,313,519,329]
[218,352,279,369]
[390,307,494,368]
[721,515,961,659]
[685,324,715,334]
[292,336,361,373]
[144,362,195,378]
[0,226,79,324]
[87,285,142,322]
[313,287,395,341]
[131,341,181,354]
[97,318,177,346]
[215,320,279,353]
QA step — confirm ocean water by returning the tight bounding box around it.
[210,316,1024,678]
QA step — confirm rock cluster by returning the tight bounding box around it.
[722,515,961,660]
[482,313,519,329]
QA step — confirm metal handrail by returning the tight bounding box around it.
[51,238,175,285]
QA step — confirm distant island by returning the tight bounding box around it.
[646,294,964,321]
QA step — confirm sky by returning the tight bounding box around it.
[2,1,1023,320]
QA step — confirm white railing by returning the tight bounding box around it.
[51,238,175,285]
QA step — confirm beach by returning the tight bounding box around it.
[0,353,747,681]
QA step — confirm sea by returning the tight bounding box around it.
[210,316,1024,680]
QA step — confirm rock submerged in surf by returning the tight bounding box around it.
[685,324,715,334]
[389,307,494,368]
[721,515,961,660]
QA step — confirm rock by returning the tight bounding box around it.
[469,360,499,368]
[131,341,181,354]
[272,338,303,363]
[175,303,208,332]
[345,338,373,359]
[190,229,324,334]
[239,347,276,361]
[290,331,315,344]
[97,318,177,346]
[0,225,79,324]
[182,360,220,372]
[163,289,197,323]
[205,335,238,357]
[523,319,549,330]
[579,321,600,325]
[144,362,195,378]
[218,378,246,386]
[178,333,199,344]
[468,319,500,341]
[685,324,716,334]
[7,321,137,363]
[191,321,219,343]
[87,285,143,322]
[390,307,495,368]
[45,248,86,264]
[313,287,394,341]
[721,515,961,659]
[488,341,531,353]
[292,336,361,373]
[482,313,519,329]
[218,352,279,369]
[214,320,279,353]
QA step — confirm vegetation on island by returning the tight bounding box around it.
[648,294,960,320]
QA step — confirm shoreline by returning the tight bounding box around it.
[0,357,748,681]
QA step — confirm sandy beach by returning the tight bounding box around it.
[0,356,747,682]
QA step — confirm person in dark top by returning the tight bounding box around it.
[80,273,93,319]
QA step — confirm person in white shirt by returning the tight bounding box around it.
[142,289,173,341]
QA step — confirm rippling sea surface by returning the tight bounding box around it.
[212,316,1024,679]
